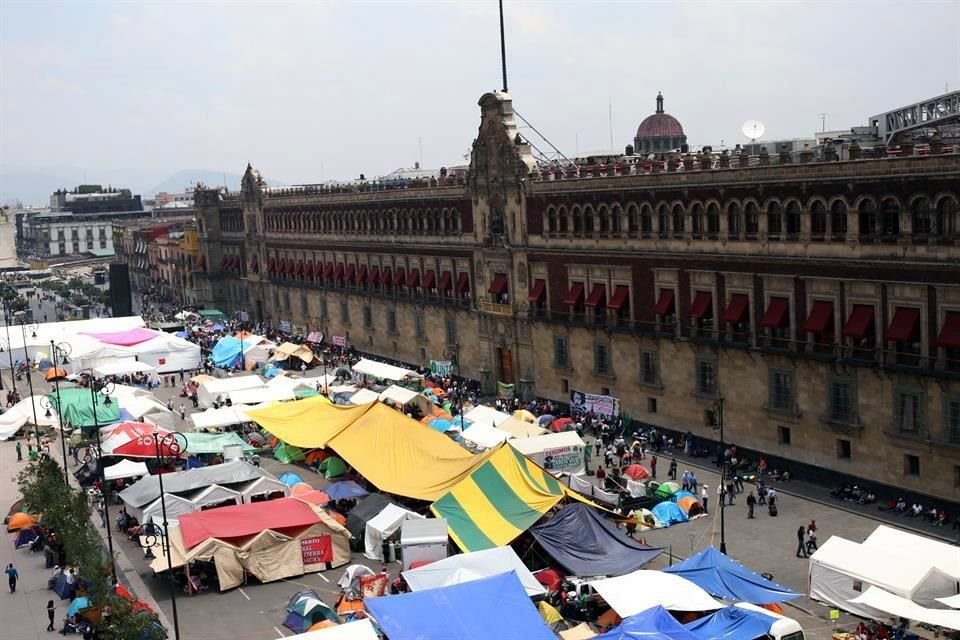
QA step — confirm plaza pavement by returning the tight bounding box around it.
[0,368,952,639]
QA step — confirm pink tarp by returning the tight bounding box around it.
[178,497,321,549]
[82,328,157,346]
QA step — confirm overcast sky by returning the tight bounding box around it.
[1,1,958,185]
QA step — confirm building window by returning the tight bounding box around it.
[647,398,657,413]
[553,335,569,368]
[386,309,397,334]
[894,389,924,433]
[560,378,569,394]
[828,378,856,424]
[363,306,372,329]
[945,399,960,446]
[837,439,851,460]
[777,426,791,445]
[319,298,328,320]
[445,317,457,345]
[904,454,920,476]
[594,341,611,376]
[954,466,960,489]
[339,301,349,323]
[695,357,717,395]
[640,349,659,385]
[768,369,794,412]
[415,312,425,339]
[301,295,308,315]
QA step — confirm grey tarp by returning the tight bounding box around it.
[346,494,395,540]
[119,460,263,508]
[529,503,665,576]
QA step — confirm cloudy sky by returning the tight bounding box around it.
[1,0,958,186]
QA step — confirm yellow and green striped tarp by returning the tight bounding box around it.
[430,444,565,552]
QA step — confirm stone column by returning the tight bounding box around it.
[800,205,812,243]
[846,206,858,244]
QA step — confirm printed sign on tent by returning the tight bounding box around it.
[430,360,453,377]
[543,444,583,471]
[332,335,347,347]
[300,535,333,564]
[279,320,292,332]
[497,381,515,400]
[570,388,620,418]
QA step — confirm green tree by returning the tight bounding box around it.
[67,277,85,292]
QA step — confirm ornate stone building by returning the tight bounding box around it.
[194,91,960,501]
[634,92,687,154]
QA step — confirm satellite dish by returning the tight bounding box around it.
[742,120,766,141]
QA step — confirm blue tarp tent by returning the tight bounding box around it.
[663,546,799,604]
[54,573,76,600]
[684,605,778,640]
[279,472,303,487]
[593,605,701,640]
[530,504,664,576]
[67,596,90,617]
[366,571,556,640]
[325,481,369,501]
[671,490,699,503]
[210,336,243,368]
[651,501,688,526]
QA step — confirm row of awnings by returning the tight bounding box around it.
[264,258,470,293]
[220,255,242,271]
[527,280,631,311]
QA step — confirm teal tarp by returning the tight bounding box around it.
[183,432,255,455]
[49,388,120,429]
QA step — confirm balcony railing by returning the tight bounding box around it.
[480,300,513,315]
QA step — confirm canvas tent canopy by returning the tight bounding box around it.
[463,404,512,427]
[271,342,317,364]
[460,422,510,450]
[850,587,960,631]
[141,494,197,526]
[239,477,290,503]
[684,605,779,640]
[119,460,263,509]
[363,503,424,561]
[365,571,557,640]
[347,389,380,405]
[0,395,59,440]
[401,545,546,598]
[530,504,663,576]
[346,494,395,543]
[510,431,587,475]
[189,406,254,431]
[862,524,960,580]
[497,416,549,439]
[377,384,420,406]
[589,570,722,617]
[351,358,421,382]
[663,546,799,604]
[50,387,120,429]
[103,459,149,481]
[92,360,158,378]
[196,375,265,408]
[594,605,701,640]
[182,432,254,455]
[229,386,295,406]
[809,536,959,617]
[183,484,243,511]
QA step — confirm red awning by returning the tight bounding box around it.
[456,272,470,293]
[314,261,323,278]
[286,259,296,275]
[936,311,960,348]
[653,290,675,315]
[369,265,380,284]
[295,260,304,276]
[406,269,421,288]
[803,300,834,333]
[841,305,875,339]
[380,267,392,286]
[323,262,334,279]
[198,255,206,270]
[885,307,920,343]
[608,285,629,311]
[334,263,345,281]
[528,279,546,303]
[488,274,508,295]
[393,267,406,287]
[220,255,229,268]
[304,260,314,278]
[689,291,713,319]
[345,264,357,283]
[721,294,749,324]
[760,297,789,328]
[585,284,606,308]
[563,282,585,306]
[278,258,287,275]
[178,498,321,550]
[266,256,275,273]
[358,264,369,284]
[233,256,241,270]
[422,270,436,290]
[250,256,259,273]
[438,271,452,292]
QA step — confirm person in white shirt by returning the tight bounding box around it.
[700,485,709,514]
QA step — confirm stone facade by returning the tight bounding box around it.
[192,91,960,501]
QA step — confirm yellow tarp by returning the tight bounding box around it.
[327,403,490,501]
[244,395,361,448]
[539,601,564,626]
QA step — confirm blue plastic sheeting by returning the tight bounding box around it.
[366,571,555,640]
[67,596,90,617]
[530,504,664,576]
[593,605,701,640]
[279,472,303,487]
[651,501,688,526]
[663,547,799,604]
[175,331,189,339]
[684,605,778,640]
[325,481,369,501]
[210,336,243,368]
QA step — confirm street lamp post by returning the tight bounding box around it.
[49,341,72,486]
[0,335,13,392]
[444,343,462,417]
[16,320,41,444]
[88,377,117,580]
[710,398,727,555]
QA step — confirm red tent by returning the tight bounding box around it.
[178,497,321,549]
[110,430,181,459]
[623,464,651,480]
[550,417,575,433]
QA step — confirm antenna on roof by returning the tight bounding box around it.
[608,97,614,150]
[499,0,508,92]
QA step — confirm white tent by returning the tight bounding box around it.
[938,594,960,608]
[589,570,722,616]
[460,423,510,450]
[809,536,958,617]
[238,477,290,503]
[5,316,146,357]
[862,525,960,580]
[497,416,548,439]
[509,431,586,475]
[351,358,421,382]
[463,405,512,427]
[852,587,960,631]
[93,360,158,378]
[190,406,253,431]
[0,395,59,440]
[401,546,545,598]
[378,384,420,406]
[277,618,379,640]
[140,494,197,526]
[184,484,243,510]
[197,376,265,408]
[103,459,149,481]
[67,331,201,374]
[363,503,424,561]
[123,396,171,421]
[228,386,295,406]
[348,388,380,405]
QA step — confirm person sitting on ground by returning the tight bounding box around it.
[892,498,907,513]
[925,506,938,522]
[859,490,876,505]
[936,511,947,526]
[907,503,923,518]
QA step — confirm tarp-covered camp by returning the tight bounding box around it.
[530,504,663,576]
[351,358,421,382]
[362,503,424,561]
[271,342,317,365]
[49,387,120,429]
[431,445,566,552]
[850,587,960,631]
[862,525,960,580]
[510,431,587,476]
[178,497,319,548]
[346,494,395,543]
[196,375,266,408]
[684,605,781,640]
[366,571,556,640]
[401,545,545,598]
[182,432,255,455]
[119,460,263,511]
[663,546,799,604]
[594,605,701,640]
[589,571,722,617]
[245,398,368,448]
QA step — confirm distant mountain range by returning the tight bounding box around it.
[0,165,286,207]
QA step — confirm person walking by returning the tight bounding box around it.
[668,458,677,480]
[47,599,56,631]
[650,455,657,478]
[796,526,808,558]
[179,404,186,422]
[15,441,22,462]
[5,563,18,593]
[725,479,736,505]
[700,484,709,514]
[746,491,756,518]
[689,471,698,493]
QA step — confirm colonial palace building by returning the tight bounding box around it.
[193,91,960,500]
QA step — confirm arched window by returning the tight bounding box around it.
[880,198,901,237]
[691,203,705,237]
[583,206,595,235]
[610,204,622,234]
[858,199,877,237]
[810,201,827,237]
[453,210,462,233]
[936,196,958,237]
[546,206,557,234]
[656,204,669,238]
[627,204,639,235]
[572,206,583,235]
[830,201,847,237]
[558,206,569,234]
[767,202,783,236]
[727,203,742,238]
[911,196,933,235]
[745,202,759,236]
[785,201,801,236]
[672,204,685,235]
[598,205,610,234]
[706,203,720,235]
